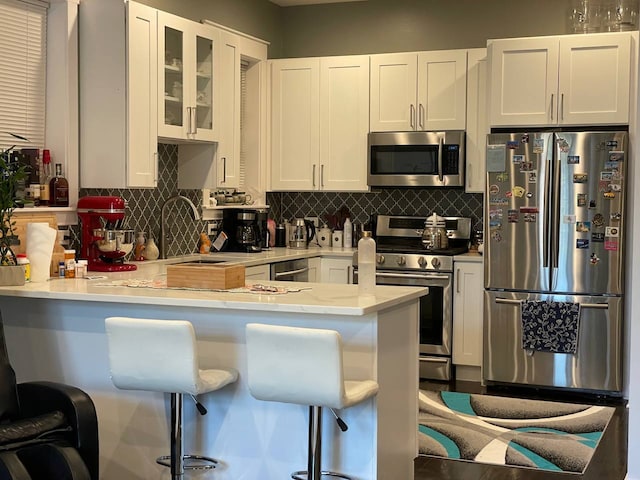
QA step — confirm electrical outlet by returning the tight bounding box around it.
[305,216,319,228]
[207,223,217,236]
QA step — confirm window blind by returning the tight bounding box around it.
[0,0,47,153]
[239,59,248,187]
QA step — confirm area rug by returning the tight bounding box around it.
[418,390,614,474]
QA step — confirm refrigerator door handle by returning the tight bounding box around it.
[437,135,444,182]
[551,151,561,271]
[543,157,552,268]
[494,297,609,309]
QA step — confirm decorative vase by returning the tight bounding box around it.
[142,236,159,261]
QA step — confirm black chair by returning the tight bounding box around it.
[0,313,98,480]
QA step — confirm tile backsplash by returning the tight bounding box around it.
[267,190,484,233]
[73,144,483,256]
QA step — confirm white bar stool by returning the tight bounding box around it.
[105,317,238,479]
[245,323,379,480]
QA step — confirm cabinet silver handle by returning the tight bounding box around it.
[222,157,227,183]
[312,164,316,187]
[190,106,197,134]
[321,164,325,188]
[419,103,425,129]
[153,152,158,184]
[456,268,460,293]
[550,94,554,121]
[561,93,564,121]
[410,104,415,129]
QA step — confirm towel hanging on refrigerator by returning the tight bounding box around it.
[521,300,581,354]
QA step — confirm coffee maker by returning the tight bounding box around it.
[77,196,137,271]
[220,209,265,252]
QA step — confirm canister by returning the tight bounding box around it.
[317,225,332,248]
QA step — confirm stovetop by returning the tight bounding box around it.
[352,214,473,273]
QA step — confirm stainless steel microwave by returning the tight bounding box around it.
[367,131,465,187]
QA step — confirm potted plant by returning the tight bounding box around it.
[0,132,29,285]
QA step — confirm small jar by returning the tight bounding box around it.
[64,249,76,278]
[16,254,30,282]
[75,259,88,279]
[58,261,65,278]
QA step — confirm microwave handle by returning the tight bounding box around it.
[437,135,444,182]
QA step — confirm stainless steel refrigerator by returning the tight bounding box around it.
[484,131,626,394]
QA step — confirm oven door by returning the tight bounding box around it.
[370,270,453,380]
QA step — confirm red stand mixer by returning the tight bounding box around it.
[77,196,137,272]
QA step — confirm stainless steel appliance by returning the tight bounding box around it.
[367,131,465,187]
[353,215,471,380]
[289,218,316,249]
[270,259,310,282]
[484,131,627,394]
[220,208,264,253]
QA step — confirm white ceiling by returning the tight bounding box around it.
[269,0,367,7]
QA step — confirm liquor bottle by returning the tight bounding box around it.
[39,149,51,206]
[49,163,69,207]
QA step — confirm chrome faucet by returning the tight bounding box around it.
[159,195,200,259]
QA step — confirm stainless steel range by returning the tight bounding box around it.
[353,215,471,381]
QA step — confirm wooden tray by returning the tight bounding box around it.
[166,263,245,290]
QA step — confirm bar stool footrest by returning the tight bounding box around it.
[156,454,218,471]
[291,470,353,480]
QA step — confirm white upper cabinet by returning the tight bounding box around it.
[216,30,242,188]
[270,58,320,191]
[79,0,158,188]
[489,32,632,127]
[158,12,217,142]
[465,48,488,194]
[370,50,467,132]
[417,50,468,130]
[319,56,370,191]
[369,53,417,131]
[270,56,369,191]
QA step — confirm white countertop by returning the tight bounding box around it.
[0,252,426,316]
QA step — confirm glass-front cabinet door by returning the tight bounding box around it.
[158,12,217,142]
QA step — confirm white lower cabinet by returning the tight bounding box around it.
[245,264,270,281]
[320,256,353,284]
[452,260,483,375]
[308,257,320,282]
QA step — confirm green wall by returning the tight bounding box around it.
[279,0,576,57]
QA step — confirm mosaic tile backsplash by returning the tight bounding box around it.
[73,143,483,256]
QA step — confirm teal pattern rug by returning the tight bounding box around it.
[418,390,614,474]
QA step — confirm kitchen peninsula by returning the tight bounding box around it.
[0,259,425,480]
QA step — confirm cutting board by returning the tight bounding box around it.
[166,263,245,290]
[11,212,64,276]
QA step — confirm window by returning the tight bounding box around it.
[0,0,47,152]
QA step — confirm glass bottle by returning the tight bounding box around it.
[357,231,376,296]
[39,149,51,206]
[49,163,69,207]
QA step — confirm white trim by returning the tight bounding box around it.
[201,19,270,46]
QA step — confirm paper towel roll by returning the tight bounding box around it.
[26,223,57,282]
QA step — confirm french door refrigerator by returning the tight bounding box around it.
[484,131,626,394]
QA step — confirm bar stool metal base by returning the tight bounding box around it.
[290,406,354,480]
[291,471,351,480]
[156,454,218,470]
[156,392,220,479]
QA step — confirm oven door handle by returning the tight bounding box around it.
[274,267,309,279]
[375,272,450,281]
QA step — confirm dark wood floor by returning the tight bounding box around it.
[414,380,628,480]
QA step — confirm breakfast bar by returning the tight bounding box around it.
[0,261,425,480]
